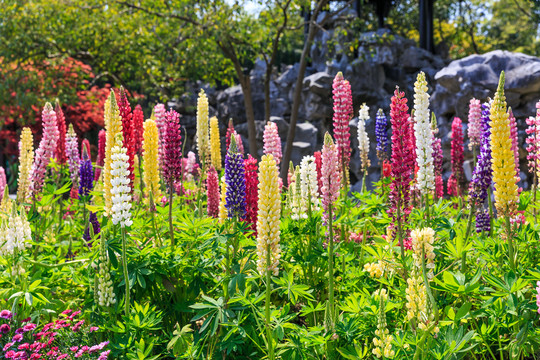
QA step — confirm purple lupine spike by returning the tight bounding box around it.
[225,135,246,219]
[79,148,94,198]
[83,212,101,247]
[475,209,491,233]
[375,109,388,161]
[468,101,493,205]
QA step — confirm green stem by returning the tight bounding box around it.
[328,204,335,330]
[533,171,537,223]
[265,244,274,360]
[121,227,130,318]
[461,203,475,273]
[138,154,144,197]
[169,179,174,248]
[487,188,494,237]
[396,204,408,279]
[505,216,516,272]
[424,193,430,224]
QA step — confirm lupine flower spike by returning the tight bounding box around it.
[206,165,220,218]
[95,130,106,182]
[17,128,34,203]
[448,117,464,197]
[143,119,161,204]
[79,146,93,198]
[490,71,519,270]
[263,122,282,165]
[210,116,222,171]
[508,108,520,185]
[526,101,540,220]
[375,109,389,163]
[490,72,519,219]
[469,102,493,233]
[55,101,67,165]
[389,87,414,257]
[321,132,341,332]
[103,91,123,214]
[468,98,482,151]
[225,135,246,219]
[357,104,371,185]
[244,155,258,232]
[118,87,136,191]
[0,168,5,203]
[332,72,353,187]
[413,72,435,196]
[66,125,80,189]
[197,89,210,166]
[30,103,59,197]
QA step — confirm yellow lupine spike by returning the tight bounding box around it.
[490,71,519,217]
[209,116,222,171]
[17,127,34,203]
[256,154,282,276]
[143,119,161,203]
[197,89,210,165]
[103,90,124,214]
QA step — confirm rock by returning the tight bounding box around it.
[294,122,318,150]
[303,72,333,96]
[269,116,289,140]
[290,141,313,165]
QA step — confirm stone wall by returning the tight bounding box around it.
[171,28,539,190]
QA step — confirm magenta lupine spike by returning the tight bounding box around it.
[448,117,464,197]
[508,108,520,180]
[388,88,414,224]
[133,104,145,155]
[206,165,220,218]
[332,72,353,181]
[161,110,183,185]
[30,103,59,196]
[0,167,6,202]
[321,133,341,224]
[55,102,67,165]
[525,102,540,176]
[95,130,106,182]
[81,138,91,159]
[154,103,167,164]
[468,98,482,151]
[263,122,282,165]
[432,136,444,198]
[244,154,258,233]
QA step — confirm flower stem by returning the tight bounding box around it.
[327,203,335,330]
[505,216,516,272]
[121,227,130,318]
[169,179,174,248]
[461,203,475,273]
[265,244,274,360]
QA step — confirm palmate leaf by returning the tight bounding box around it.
[274,271,314,304]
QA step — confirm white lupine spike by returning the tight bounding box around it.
[413,72,435,194]
[300,155,320,213]
[110,136,132,228]
[357,104,371,173]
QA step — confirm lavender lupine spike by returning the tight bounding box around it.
[375,109,388,162]
[225,135,246,219]
[79,148,94,198]
[468,102,493,205]
[83,212,101,247]
[66,124,80,187]
[475,208,491,233]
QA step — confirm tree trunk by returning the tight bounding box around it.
[239,74,258,157]
[218,41,258,157]
[419,0,434,53]
[280,1,328,181]
[264,65,272,124]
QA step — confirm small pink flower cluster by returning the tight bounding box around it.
[448,117,464,197]
[263,122,282,165]
[525,102,540,176]
[1,308,108,360]
[30,103,59,197]
[508,109,520,181]
[467,98,482,150]
[321,134,342,223]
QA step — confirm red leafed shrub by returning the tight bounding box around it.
[0,57,111,158]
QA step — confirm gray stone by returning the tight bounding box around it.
[290,141,313,165]
[294,122,318,150]
[303,72,333,96]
